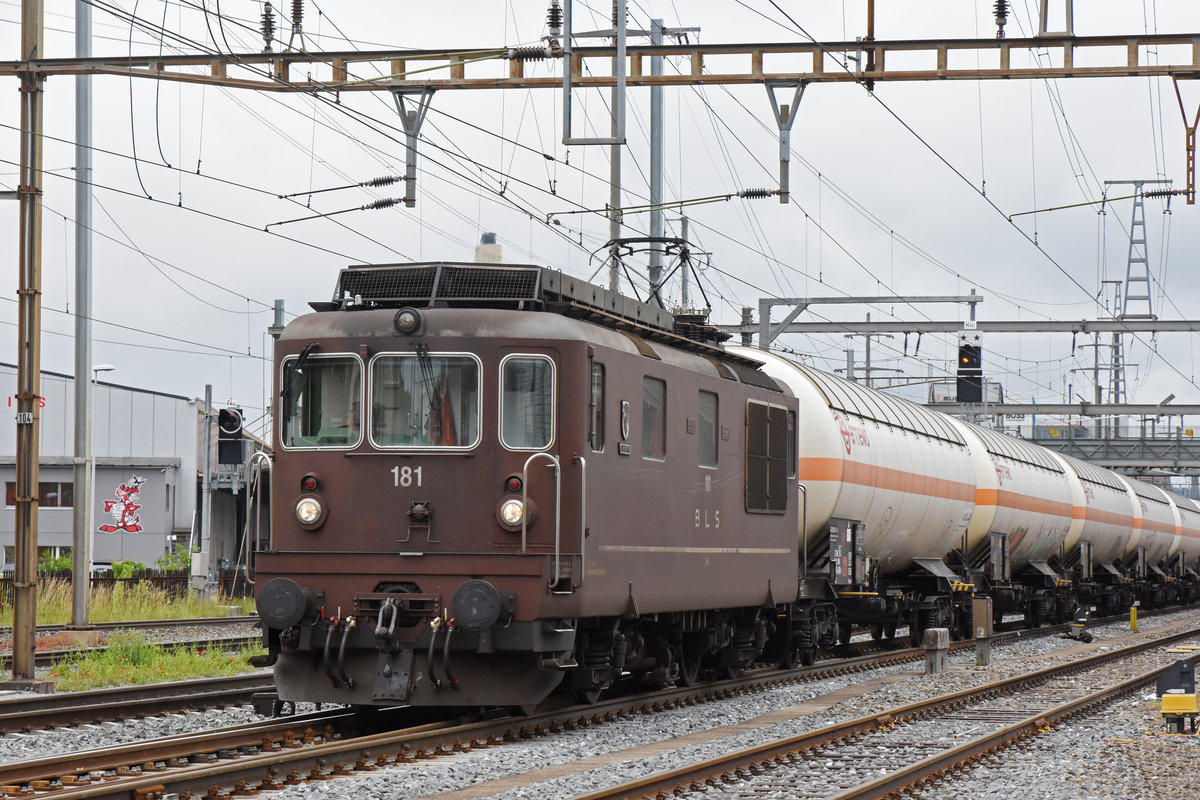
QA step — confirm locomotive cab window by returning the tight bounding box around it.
[745,401,789,514]
[280,354,363,449]
[643,377,666,460]
[698,390,718,468]
[369,353,480,449]
[500,355,556,450]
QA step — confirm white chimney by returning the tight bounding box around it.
[475,232,502,263]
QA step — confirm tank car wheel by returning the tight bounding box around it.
[678,645,704,686]
[837,622,853,646]
[870,624,884,641]
[883,623,896,640]
[799,648,817,667]
[573,687,604,705]
[510,703,541,716]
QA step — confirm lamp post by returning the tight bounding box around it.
[89,364,113,575]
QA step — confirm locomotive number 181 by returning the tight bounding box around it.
[391,466,424,487]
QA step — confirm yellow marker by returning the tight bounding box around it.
[1131,605,1138,631]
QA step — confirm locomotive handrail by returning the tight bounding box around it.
[244,450,274,580]
[573,454,587,589]
[521,452,562,562]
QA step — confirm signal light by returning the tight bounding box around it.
[301,475,319,492]
[506,476,522,493]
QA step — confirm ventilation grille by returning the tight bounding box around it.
[333,263,541,306]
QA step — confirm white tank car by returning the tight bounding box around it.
[731,348,977,577]
[946,417,1074,572]
[1047,452,1135,566]
[1120,477,1181,566]
[1173,495,1200,564]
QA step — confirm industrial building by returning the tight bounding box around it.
[0,363,259,575]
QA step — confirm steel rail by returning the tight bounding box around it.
[0,635,262,670]
[832,656,1199,799]
[0,615,260,636]
[0,673,275,730]
[568,624,1200,800]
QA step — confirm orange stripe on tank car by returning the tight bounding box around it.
[1079,507,1136,527]
[795,457,844,483]
[975,488,1072,519]
[797,457,973,503]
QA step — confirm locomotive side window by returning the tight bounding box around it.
[745,401,789,513]
[698,390,718,467]
[642,377,666,460]
[500,355,556,450]
[369,353,480,449]
[590,363,605,451]
[280,355,363,449]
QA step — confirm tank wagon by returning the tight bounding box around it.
[255,262,1200,710]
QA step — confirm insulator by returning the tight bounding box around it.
[364,175,401,188]
[739,188,775,199]
[292,0,303,28]
[261,2,276,52]
[1143,189,1176,198]
[365,197,402,211]
[547,0,563,37]
[507,45,553,61]
[994,0,1008,38]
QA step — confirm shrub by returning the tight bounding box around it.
[156,547,197,572]
[112,559,147,579]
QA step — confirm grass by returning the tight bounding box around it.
[47,630,266,692]
[0,579,253,627]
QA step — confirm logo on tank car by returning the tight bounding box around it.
[1083,486,1095,504]
[835,412,870,455]
[992,459,1013,487]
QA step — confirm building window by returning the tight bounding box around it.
[642,377,666,460]
[590,363,605,451]
[745,401,789,514]
[500,355,556,450]
[5,482,73,508]
[698,390,718,468]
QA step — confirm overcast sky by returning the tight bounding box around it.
[3,1,1200,440]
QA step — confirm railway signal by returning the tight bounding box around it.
[218,408,244,465]
[957,338,983,403]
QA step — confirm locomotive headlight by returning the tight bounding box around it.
[499,498,524,527]
[295,496,324,527]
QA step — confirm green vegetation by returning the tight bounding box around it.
[111,559,147,579]
[0,578,254,626]
[156,547,198,572]
[47,630,265,692]
[37,552,73,571]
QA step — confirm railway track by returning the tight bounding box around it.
[0,673,275,731]
[0,615,260,638]
[571,623,1200,800]
[0,615,1160,800]
[0,635,263,670]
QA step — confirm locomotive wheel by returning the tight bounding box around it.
[838,622,853,646]
[799,647,816,666]
[883,623,896,640]
[870,624,884,641]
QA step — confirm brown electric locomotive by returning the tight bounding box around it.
[254,262,800,710]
